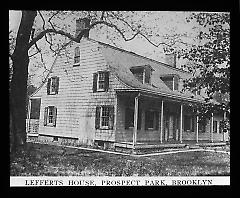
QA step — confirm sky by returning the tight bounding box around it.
[9,11,197,60]
[9,11,204,86]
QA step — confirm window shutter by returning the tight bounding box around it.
[55,77,59,94]
[93,73,98,93]
[95,106,101,129]
[104,72,109,92]
[47,78,51,95]
[44,107,48,126]
[109,106,114,130]
[53,107,57,127]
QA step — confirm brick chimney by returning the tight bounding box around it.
[75,18,90,38]
[165,53,176,67]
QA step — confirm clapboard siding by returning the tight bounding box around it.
[33,38,128,144]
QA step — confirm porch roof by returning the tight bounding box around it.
[115,88,205,104]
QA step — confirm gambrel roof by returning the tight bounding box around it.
[92,38,206,103]
[31,38,209,104]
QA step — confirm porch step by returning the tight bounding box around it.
[114,142,188,150]
[135,143,187,149]
[197,142,227,147]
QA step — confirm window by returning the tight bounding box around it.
[213,120,218,133]
[98,72,106,91]
[93,71,109,92]
[160,76,174,90]
[173,76,179,91]
[130,66,152,84]
[131,69,144,83]
[160,75,179,91]
[47,77,59,95]
[145,110,159,130]
[95,106,114,129]
[74,47,80,65]
[44,106,57,127]
[125,108,141,130]
[184,115,195,132]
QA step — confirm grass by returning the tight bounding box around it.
[10,142,230,176]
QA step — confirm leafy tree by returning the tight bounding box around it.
[9,11,188,152]
[180,12,230,123]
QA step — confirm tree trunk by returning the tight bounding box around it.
[10,11,37,153]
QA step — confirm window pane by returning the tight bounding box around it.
[98,81,105,89]
[98,73,105,81]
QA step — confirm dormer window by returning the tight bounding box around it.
[130,65,153,84]
[160,74,179,91]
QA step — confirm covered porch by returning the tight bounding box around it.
[115,90,228,151]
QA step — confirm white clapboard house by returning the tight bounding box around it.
[26,19,229,150]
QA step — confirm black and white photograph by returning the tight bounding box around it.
[9,10,230,186]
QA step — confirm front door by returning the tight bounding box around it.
[28,98,41,134]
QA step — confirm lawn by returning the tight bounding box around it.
[10,142,230,176]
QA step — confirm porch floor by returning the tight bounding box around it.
[114,140,227,150]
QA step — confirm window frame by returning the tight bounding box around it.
[100,106,111,129]
[93,71,109,93]
[97,72,106,92]
[44,106,57,127]
[145,110,159,130]
[73,46,80,66]
[96,106,114,130]
[47,77,59,95]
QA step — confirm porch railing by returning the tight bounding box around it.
[26,119,39,134]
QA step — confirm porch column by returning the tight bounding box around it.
[26,99,32,133]
[133,94,139,149]
[223,111,227,142]
[180,103,183,143]
[196,115,199,143]
[160,100,164,143]
[210,113,214,143]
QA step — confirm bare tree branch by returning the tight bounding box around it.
[38,11,46,30]
[48,11,60,30]
[28,12,188,52]
[29,51,40,57]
